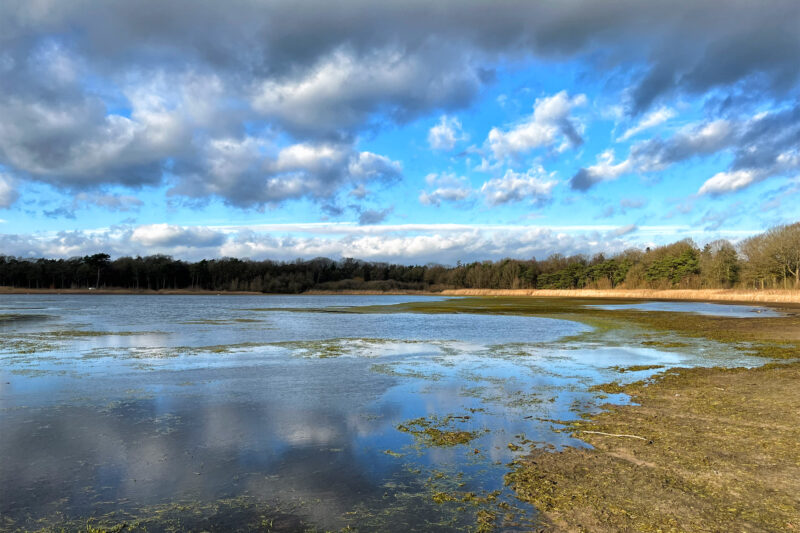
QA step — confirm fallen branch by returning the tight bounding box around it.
[577,430,649,441]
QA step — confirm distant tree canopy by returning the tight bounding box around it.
[1,222,798,292]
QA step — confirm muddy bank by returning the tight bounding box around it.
[507,361,800,532]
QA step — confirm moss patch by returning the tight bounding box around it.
[506,362,800,532]
[397,415,485,447]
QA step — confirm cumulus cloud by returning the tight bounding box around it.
[0,223,639,264]
[0,173,19,208]
[487,91,586,160]
[569,150,632,190]
[698,169,763,195]
[428,115,468,151]
[574,106,800,193]
[631,119,736,172]
[251,46,481,138]
[0,0,798,213]
[170,138,402,207]
[480,168,557,206]
[419,173,473,206]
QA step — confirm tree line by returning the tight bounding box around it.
[1,222,798,292]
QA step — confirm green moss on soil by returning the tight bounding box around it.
[506,362,800,532]
[397,415,485,447]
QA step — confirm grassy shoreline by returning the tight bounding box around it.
[439,288,800,304]
[507,361,800,532]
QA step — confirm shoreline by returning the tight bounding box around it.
[437,287,800,304]
[0,287,264,296]
[2,286,800,304]
[508,361,800,531]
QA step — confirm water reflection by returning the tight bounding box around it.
[589,301,782,317]
[0,295,770,530]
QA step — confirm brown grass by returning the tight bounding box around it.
[507,362,800,532]
[439,288,800,304]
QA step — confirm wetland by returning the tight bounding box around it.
[1,294,798,531]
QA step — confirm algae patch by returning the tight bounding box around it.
[397,415,486,447]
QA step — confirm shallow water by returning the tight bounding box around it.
[589,301,782,317]
[0,295,769,530]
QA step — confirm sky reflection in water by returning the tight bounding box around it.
[0,295,769,530]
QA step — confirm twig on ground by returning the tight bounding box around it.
[577,430,649,441]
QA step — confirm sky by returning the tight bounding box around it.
[0,0,798,264]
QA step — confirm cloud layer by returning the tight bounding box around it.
[1,1,798,208]
[1,222,743,265]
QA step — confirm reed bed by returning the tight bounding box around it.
[438,288,800,304]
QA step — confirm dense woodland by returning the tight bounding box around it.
[1,222,798,292]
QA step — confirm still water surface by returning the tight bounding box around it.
[0,295,770,530]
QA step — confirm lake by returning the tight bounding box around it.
[0,295,772,531]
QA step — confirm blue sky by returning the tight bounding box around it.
[0,1,798,263]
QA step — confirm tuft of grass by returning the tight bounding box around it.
[589,382,626,394]
[397,415,485,447]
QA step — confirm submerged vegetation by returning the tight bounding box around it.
[397,415,486,447]
[1,222,798,292]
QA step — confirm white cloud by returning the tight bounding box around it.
[698,169,763,195]
[569,149,633,190]
[486,90,586,160]
[480,168,557,206]
[171,137,402,207]
[419,172,472,206]
[348,151,402,181]
[131,223,227,248]
[698,149,800,195]
[1,223,763,264]
[589,150,632,179]
[251,46,480,136]
[617,107,675,141]
[0,173,19,208]
[633,119,735,172]
[428,115,468,151]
